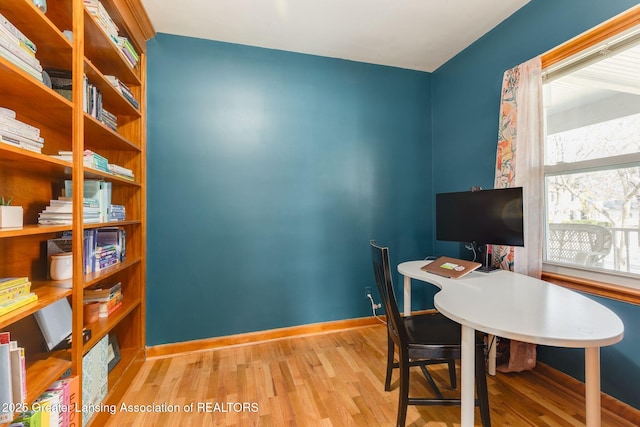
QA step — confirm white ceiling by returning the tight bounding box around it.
[140,0,530,72]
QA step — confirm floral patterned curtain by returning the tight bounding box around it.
[493,57,544,278]
[493,57,544,373]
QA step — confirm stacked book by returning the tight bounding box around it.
[84,0,119,44]
[38,197,101,225]
[108,163,134,181]
[109,204,125,222]
[53,150,110,174]
[0,12,42,82]
[0,107,44,153]
[116,36,139,68]
[0,278,36,317]
[105,75,138,109]
[101,108,117,131]
[94,244,119,271]
[64,179,111,223]
[83,282,123,318]
[83,150,109,173]
[8,376,80,427]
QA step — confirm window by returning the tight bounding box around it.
[542,24,640,283]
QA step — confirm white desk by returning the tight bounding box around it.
[398,260,624,427]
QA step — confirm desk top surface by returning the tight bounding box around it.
[398,260,624,348]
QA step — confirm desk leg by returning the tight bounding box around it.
[487,334,496,376]
[403,275,411,316]
[585,347,601,427]
[461,325,475,427]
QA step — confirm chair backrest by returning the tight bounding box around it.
[547,223,613,266]
[370,240,408,351]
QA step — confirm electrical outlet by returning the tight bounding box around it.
[365,286,372,299]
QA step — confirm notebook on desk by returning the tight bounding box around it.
[421,256,482,279]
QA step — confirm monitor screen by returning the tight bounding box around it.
[435,187,524,247]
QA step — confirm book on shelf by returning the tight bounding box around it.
[0,293,37,317]
[0,333,27,421]
[0,277,29,290]
[84,282,123,318]
[11,410,41,426]
[33,298,72,352]
[54,375,79,427]
[83,282,121,302]
[34,388,63,427]
[99,292,123,318]
[0,114,41,139]
[84,0,119,43]
[108,163,134,180]
[38,197,101,225]
[109,204,126,222]
[0,31,42,73]
[0,107,16,119]
[0,113,44,154]
[0,280,31,306]
[0,338,12,423]
[64,179,112,222]
[0,12,37,56]
[105,75,138,108]
[81,335,108,427]
[10,341,27,409]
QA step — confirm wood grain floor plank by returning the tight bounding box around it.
[105,325,639,426]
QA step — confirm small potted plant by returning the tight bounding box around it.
[0,196,23,229]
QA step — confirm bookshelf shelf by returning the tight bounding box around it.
[83,257,142,289]
[83,9,140,85]
[24,351,72,405]
[83,167,142,185]
[0,224,72,239]
[0,61,73,133]
[0,1,153,426]
[0,284,72,330]
[84,59,141,117]
[0,0,73,70]
[84,114,141,152]
[82,296,141,354]
[0,145,72,177]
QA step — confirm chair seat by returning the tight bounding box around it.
[404,312,483,360]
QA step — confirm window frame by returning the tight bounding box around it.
[540,4,640,303]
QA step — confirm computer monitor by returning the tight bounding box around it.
[435,187,524,270]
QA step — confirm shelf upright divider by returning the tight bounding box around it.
[70,1,86,422]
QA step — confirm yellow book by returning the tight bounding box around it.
[0,293,37,317]
[0,277,28,291]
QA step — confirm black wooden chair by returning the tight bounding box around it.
[370,240,491,427]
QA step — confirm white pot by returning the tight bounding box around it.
[50,252,73,280]
[0,205,23,228]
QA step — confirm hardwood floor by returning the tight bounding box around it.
[105,324,638,426]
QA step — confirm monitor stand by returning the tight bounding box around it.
[477,243,499,273]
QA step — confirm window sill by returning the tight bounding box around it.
[542,271,640,305]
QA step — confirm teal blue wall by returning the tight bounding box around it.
[146,34,434,345]
[430,0,640,409]
[146,0,640,410]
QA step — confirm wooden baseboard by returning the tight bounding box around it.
[146,316,384,358]
[534,362,640,424]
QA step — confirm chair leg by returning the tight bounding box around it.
[385,332,394,391]
[447,359,457,389]
[397,357,410,427]
[475,346,491,427]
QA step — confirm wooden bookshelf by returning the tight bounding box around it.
[0,1,154,426]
